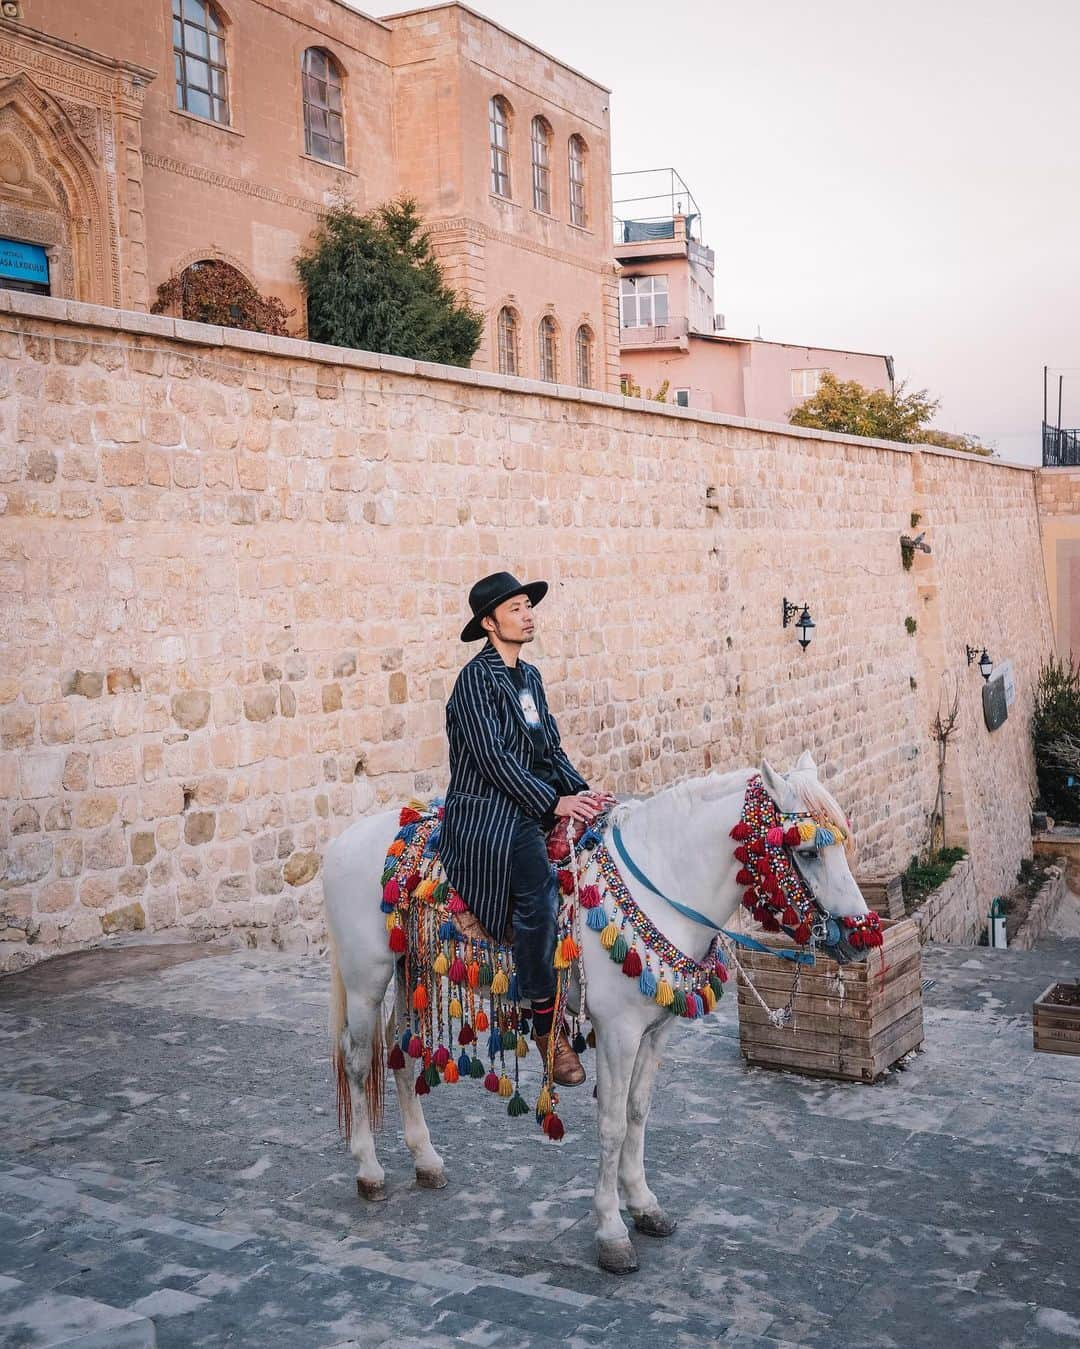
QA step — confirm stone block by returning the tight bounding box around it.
[40,702,74,744]
[172,689,211,730]
[19,750,63,799]
[79,873,116,909]
[75,794,117,828]
[2,838,52,887]
[283,851,319,886]
[101,900,146,933]
[94,746,137,787]
[322,683,342,713]
[131,830,156,864]
[1,706,35,749]
[184,811,216,845]
[63,670,104,699]
[244,687,277,722]
[63,750,90,791]
[85,828,127,871]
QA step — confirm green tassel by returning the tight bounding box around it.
[435,880,449,902]
[672,989,688,1016]
[479,961,494,987]
[507,1090,530,1118]
[423,1062,440,1087]
[501,1028,517,1051]
[610,935,629,963]
[469,1056,485,1079]
[709,974,724,999]
[381,866,396,887]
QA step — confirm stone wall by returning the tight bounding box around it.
[0,292,1056,969]
[1035,466,1080,658]
[909,858,981,945]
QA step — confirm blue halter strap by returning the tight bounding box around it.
[609,820,816,966]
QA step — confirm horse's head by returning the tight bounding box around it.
[759,751,876,964]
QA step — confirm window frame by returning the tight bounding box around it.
[172,0,230,126]
[538,314,558,383]
[302,47,346,166]
[790,368,825,398]
[531,115,552,215]
[575,323,593,388]
[619,275,670,328]
[496,306,520,376]
[489,95,512,199]
[568,134,588,228]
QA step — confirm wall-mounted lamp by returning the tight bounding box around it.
[783,598,816,651]
[966,645,993,681]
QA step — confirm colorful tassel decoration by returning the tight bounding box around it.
[490,969,509,996]
[458,1023,475,1045]
[498,1074,514,1099]
[784,827,802,847]
[469,1056,485,1079]
[456,1050,471,1076]
[535,1085,552,1117]
[448,892,467,914]
[599,921,619,950]
[414,1075,430,1098]
[579,884,602,908]
[467,961,480,989]
[448,957,467,984]
[423,1062,440,1087]
[508,973,519,1002]
[388,838,406,856]
[502,1028,517,1051]
[621,948,642,978]
[516,1036,529,1058]
[557,869,574,894]
[507,1091,530,1117]
[412,984,428,1012]
[560,935,581,963]
[433,1046,451,1069]
[798,821,817,843]
[388,925,406,954]
[587,906,608,932]
[671,989,687,1016]
[448,996,462,1020]
[639,966,658,999]
[433,952,449,977]
[479,961,493,987]
[407,1034,423,1058]
[736,868,755,886]
[542,1113,565,1141]
[443,1060,460,1084]
[730,821,751,840]
[487,1031,502,1060]
[655,978,674,1008]
[609,935,629,963]
[387,1045,406,1071]
[483,1070,500,1093]
[572,1030,587,1054]
[766,826,785,846]
[474,1009,489,1032]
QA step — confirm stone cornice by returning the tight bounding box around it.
[0,22,156,96]
[426,214,618,278]
[142,152,324,217]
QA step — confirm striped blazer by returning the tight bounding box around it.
[440,640,589,938]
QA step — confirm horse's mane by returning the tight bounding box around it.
[786,767,856,853]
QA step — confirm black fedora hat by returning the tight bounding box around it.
[460,571,548,642]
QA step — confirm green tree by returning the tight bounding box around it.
[790,372,938,443]
[296,198,483,365]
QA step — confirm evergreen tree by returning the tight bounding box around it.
[296,198,483,366]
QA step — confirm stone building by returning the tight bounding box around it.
[0,0,618,387]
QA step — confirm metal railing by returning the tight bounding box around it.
[619,315,689,346]
[1043,421,1080,466]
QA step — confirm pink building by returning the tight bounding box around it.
[614,169,893,420]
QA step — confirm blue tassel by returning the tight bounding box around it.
[401,1029,412,1051]
[438,921,460,941]
[639,967,657,998]
[400,823,418,843]
[488,1031,502,1060]
[457,1050,471,1075]
[508,972,519,1003]
[380,898,395,914]
[815,827,835,848]
[587,906,608,932]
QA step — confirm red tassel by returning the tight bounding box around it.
[387,1045,406,1070]
[557,869,575,895]
[474,1010,489,1032]
[483,1070,500,1093]
[383,878,400,906]
[400,807,423,826]
[579,884,602,908]
[849,930,864,949]
[749,839,767,856]
[542,1112,565,1140]
[782,906,799,926]
[458,1023,475,1045]
[766,827,784,846]
[388,926,407,954]
[414,1071,430,1097]
[733,846,750,864]
[784,827,801,847]
[761,915,782,933]
[736,868,755,886]
[621,948,642,977]
[407,1034,423,1058]
[730,822,751,840]
[434,1046,450,1069]
[448,957,467,983]
[742,895,756,911]
[448,892,467,914]
[404,871,421,894]
[795,922,812,944]
[716,962,729,983]
[756,859,773,879]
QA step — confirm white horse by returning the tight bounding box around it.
[323,751,872,1274]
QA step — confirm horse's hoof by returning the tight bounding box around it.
[416,1168,448,1190]
[356,1178,387,1202]
[596,1238,639,1274]
[632,1210,678,1238]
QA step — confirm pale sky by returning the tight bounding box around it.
[383,0,1080,463]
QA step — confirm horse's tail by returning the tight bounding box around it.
[328,934,387,1140]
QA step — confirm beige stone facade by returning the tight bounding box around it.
[1035,466,1080,659]
[1,1,617,385]
[0,293,1056,968]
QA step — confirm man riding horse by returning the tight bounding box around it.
[440,571,615,1087]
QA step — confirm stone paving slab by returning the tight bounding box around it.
[0,939,1078,1347]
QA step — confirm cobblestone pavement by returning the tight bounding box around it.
[1,936,1078,1348]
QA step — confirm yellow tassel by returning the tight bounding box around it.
[536,1085,552,1117]
[516,1037,529,1058]
[433,952,449,976]
[702,985,717,1012]
[405,796,429,814]
[560,935,581,962]
[798,821,816,843]
[385,912,398,932]
[412,984,428,1011]
[415,878,436,902]
[498,1074,514,1098]
[600,922,619,950]
[491,969,509,996]
[655,978,674,1007]
[553,948,569,970]
[448,996,462,1019]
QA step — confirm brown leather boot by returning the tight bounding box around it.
[533,1027,586,1086]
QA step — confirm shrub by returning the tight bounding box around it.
[1032,655,1080,822]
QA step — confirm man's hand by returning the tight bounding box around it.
[554,791,616,823]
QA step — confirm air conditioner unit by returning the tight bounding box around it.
[713,313,726,331]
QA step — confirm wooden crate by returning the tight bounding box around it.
[736,918,924,1082]
[1033,982,1080,1056]
[857,874,906,921]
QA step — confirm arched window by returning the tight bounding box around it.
[538,315,558,383]
[531,116,552,214]
[568,134,588,227]
[497,306,519,376]
[302,48,345,165]
[489,96,512,198]
[172,0,229,125]
[575,324,594,388]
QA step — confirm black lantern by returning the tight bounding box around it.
[966,645,993,681]
[783,598,815,651]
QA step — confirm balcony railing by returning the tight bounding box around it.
[1043,422,1080,466]
[619,315,689,347]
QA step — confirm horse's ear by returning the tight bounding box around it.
[796,749,816,774]
[760,758,786,802]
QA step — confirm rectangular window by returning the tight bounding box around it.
[790,368,825,398]
[619,275,669,328]
[675,389,690,407]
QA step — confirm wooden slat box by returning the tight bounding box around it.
[736,918,924,1082]
[1033,983,1080,1056]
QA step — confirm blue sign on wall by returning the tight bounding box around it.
[0,239,49,285]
